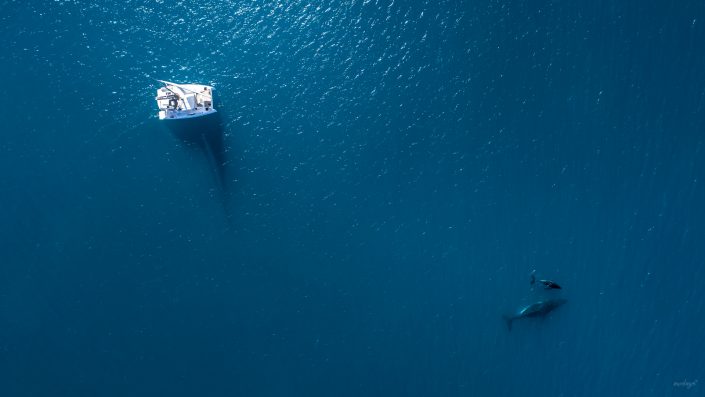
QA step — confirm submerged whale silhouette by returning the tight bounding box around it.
[503,298,567,331]
[530,270,562,289]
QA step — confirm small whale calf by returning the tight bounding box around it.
[530,270,562,289]
[503,298,567,331]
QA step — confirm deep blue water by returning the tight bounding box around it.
[2,0,705,395]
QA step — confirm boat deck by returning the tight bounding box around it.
[156,82,216,120]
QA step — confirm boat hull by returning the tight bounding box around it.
[160,110,221,144]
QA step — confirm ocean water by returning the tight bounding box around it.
[2,0,705,395]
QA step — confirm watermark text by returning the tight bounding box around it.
[673,379,698,390]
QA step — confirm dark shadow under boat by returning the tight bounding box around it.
[162,111,232,224]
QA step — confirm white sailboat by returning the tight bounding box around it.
[155,80,216,120]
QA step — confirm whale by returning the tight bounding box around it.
[535,279,562,289]
[503,298,567,331]
[530,270,562,289]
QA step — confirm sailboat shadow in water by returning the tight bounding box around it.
[163,112,233,227]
